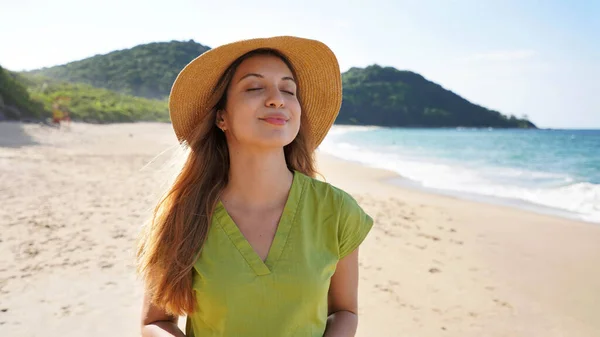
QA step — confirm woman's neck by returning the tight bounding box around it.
[221,148,293,211]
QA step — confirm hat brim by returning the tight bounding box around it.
[168,36,342,148]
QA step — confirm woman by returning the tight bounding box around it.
[136,36,373,337]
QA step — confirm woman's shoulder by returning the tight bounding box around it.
[296,171,360,208]
[296,171,373,259]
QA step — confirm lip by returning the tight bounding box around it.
[259,113,289,126]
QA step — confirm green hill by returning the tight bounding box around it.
[27,40,210,99]
[339,65,535,128]
[25,40,535,128]
[22,74,168,123]
[0,65,48,120]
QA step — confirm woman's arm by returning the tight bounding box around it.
[141,291,186,337]
[324,248,361,337]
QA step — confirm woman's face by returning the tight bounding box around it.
[217,54,301,150]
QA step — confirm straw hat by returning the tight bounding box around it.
[168,36,342,148]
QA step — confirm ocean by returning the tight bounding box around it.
[319,126,600,224]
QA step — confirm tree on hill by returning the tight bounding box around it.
[22,74,169,123]
[28,40,210,100]
[338,65,535,128]
[0,65,47,120]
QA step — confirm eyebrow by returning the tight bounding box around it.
[238,73,296,84]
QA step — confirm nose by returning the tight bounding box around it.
[265,87,285,108]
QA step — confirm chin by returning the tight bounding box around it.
[253,133,297,149]
[261,138,295,149]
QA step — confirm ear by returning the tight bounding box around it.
[215,110,228,131]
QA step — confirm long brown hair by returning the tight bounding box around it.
[136,49,317,316]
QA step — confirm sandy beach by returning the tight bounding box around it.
[1,122,600,337]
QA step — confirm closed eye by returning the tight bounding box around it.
[246,87,294,95]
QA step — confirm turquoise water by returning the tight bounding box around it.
[320,126,600,223]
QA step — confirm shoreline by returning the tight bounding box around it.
[316,150,597,228]
[386,167,596,225]
[318,127,599,225]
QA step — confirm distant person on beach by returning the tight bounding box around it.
[136,36,373,337]
[51,103,70,128]
[51,107,63,128]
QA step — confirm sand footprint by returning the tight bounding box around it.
[417,233,441,241]
[493,298,513,309]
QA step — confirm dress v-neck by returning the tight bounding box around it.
[214,171,305,276]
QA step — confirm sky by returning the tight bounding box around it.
[1,0,598,128]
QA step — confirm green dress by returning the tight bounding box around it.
[185,171,373,336]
